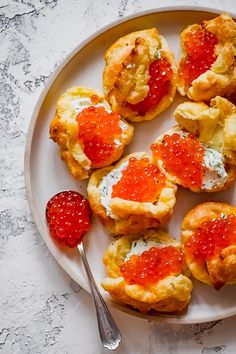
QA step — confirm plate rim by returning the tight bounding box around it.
[24,5,236,324]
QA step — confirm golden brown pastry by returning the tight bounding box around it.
[102,230,193,313]
[151,96,236,193]
[181,202,236,290]
[87,152,177,235]
[103,28,177,122]
[50,86,134,179]
[177,14,236,101]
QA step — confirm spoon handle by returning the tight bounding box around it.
[77,242,122,351]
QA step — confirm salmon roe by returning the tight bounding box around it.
[90,94,100,104]
[112,157,166,203]
[121,246,184,286]
[46,191,92,248]
[151,133,204,189]
[184,214,236,263]
[179,29,218,86]
[77,105,122,167]
[128,57,173,116]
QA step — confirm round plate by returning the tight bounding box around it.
[25,6,236,324]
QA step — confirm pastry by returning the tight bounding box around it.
[181,202,236,290]
[177,14,236,101]
[87,152,177,235]
[151,96,236,192]
[49,86,134,179]
[102,230,193,313]
[103,28,177,122]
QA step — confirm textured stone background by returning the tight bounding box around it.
[1,0,236,353]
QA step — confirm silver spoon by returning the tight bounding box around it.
[46,191,121,351]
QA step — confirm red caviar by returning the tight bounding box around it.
[46,191,92,248]
[179,29,218,86]
[77,106,122,167]
[121,246,184,286]
[90,94,100,105]
[128,57,173,116]
[184,214,236,263]
[151,133,204,189]
[112,157,166,203]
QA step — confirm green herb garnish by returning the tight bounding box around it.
[154,50,161,60]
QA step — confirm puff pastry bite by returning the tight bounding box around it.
[87,152,177,235]
[102,230,193,313]
[49,86,134,179]
[103,28,177,122]
[181,202,236,290]
[151,96,236,192]
[177,14,236,101]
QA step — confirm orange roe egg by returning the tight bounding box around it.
[120,246,184,286]
[151,133,204,189]
[128,57,173,116]
[77,106,122,167]
[46,191,92,248]
[184,214,236,263]
[179,29,218,86]
[90,94,100,104]
[112,157,166,203]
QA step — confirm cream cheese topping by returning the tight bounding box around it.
[71,97,110,114]
[114,121,128,147]
[202,147,228,190]
[99,161,128,218]
[125,239,172,260]
[168,129,228,190]
[119,120,128,139]
[114,138,122,147]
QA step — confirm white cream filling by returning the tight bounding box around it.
[71,97,111,114]
[202,147,228,190]
[114,121,129,147]
[119,121,128,139]
[99,161,128,218]
[168,128,188,138]
[114,138,122,147]
[125,239,172,260]
[166,129,228,190]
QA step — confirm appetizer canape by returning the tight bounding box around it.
[103,28,177,122]
[102,230,193,313]
[177,14,236,101]
[87,152,177,235]
[181,202,236,290]
[151,96,236,192]
[50,86,134,179]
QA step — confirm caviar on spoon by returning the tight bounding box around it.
[46,190,121,351]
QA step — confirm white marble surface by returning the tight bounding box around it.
[1,0,236,353]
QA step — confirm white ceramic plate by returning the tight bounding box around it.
[25,6,236,324]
